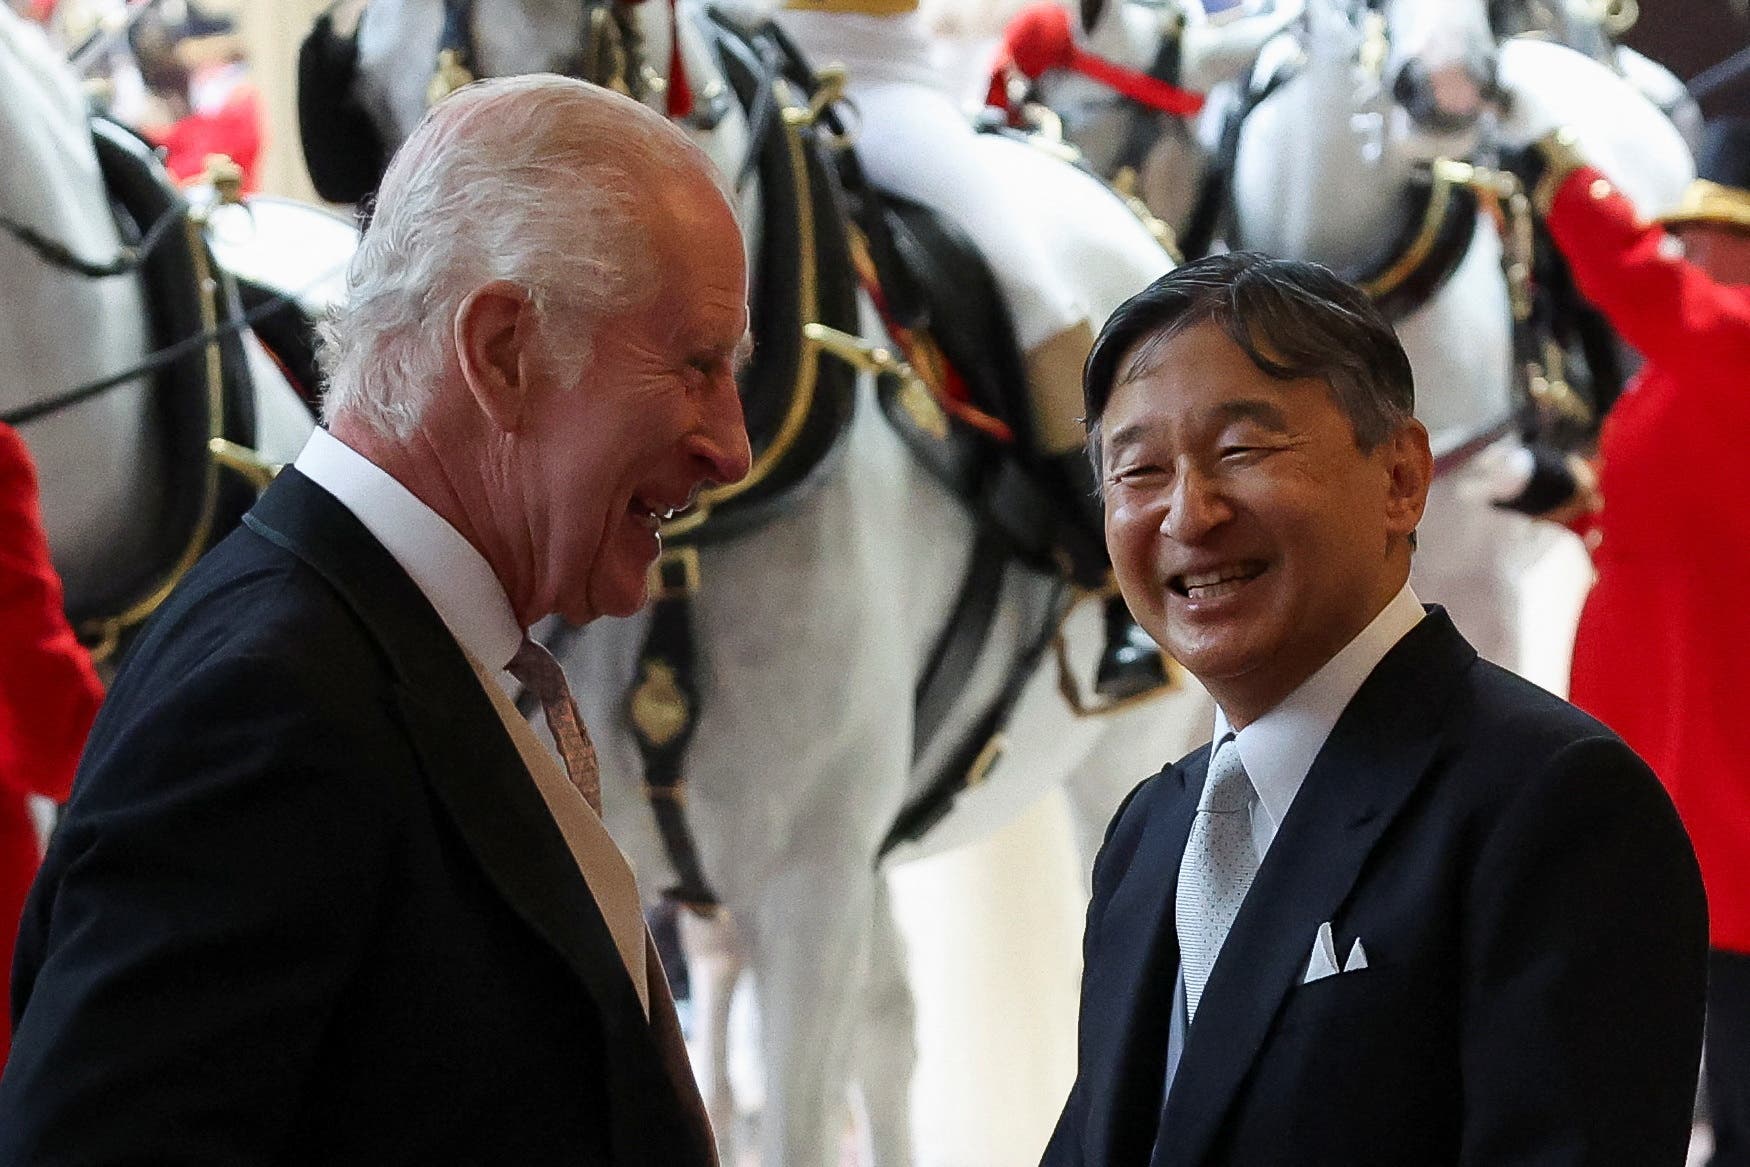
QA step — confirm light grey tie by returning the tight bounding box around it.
[1176,736,1259,1023]
[507,635,603,816]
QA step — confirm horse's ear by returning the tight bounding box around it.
[1081,0,1106,36]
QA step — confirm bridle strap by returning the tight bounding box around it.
[0,197,181,280]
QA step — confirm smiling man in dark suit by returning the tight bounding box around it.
[0,75,750,1165]
[1043,252,1709,1167]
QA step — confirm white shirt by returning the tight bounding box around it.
[1214,581,1429,863]
[292,428,650,1015]
[1158,583,1426,1111]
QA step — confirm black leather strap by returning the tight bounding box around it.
[627,557,719,913]
[1352,178,1480,323]
[880,581,1072,859]
[912,532,1008,766]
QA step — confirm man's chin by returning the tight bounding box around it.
[579,582,651,624]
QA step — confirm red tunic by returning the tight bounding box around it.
[0,424,103,1063]
[1547,168,1750,953]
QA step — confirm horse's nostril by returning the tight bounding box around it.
[1428,64,1485,118]
[1393,60,1428,116]
[1394,58,1488,132]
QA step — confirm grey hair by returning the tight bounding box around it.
[1083,251,1416,476]
[319,74,728,440]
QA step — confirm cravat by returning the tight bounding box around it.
[1176,736,1259,1023]
[507,635,603,816]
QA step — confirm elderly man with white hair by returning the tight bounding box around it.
[0,74,749,1166]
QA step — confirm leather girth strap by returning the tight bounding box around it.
[626,553,719,913]
[879,579,1072,859]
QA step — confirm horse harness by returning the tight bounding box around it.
[2,119,283,661]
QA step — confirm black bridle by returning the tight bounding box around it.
[0,279,309,430]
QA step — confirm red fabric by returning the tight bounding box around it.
[146,84,265,194]
[665,0,692,119]
[994,3,1205,118]
[0,424,103,1064]
[1547,167,1750,953]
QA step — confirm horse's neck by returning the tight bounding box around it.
[0,11,100,224]
[1232,53,1417,271]
[474,0,592,74]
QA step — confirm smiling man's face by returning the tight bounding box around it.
[1097,321,1429,726]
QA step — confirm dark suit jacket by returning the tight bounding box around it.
[1043,608,1708,1167]
[0,469,713,1166]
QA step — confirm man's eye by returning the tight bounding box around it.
[1220,445,1266,461]
[1112,465,1164,483]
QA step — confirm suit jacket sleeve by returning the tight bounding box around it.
[0,424,102,802]
[1041,773,1157,1167]
[1545,167,1750,397]
[0,650,407,1165]
[1459,735,1708,1166]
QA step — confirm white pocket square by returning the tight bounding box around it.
[1302,922,1369,983]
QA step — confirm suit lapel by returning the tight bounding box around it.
[1084,752,1206,1167]
[244,470,712,1166]
[1153,611,1476,1167]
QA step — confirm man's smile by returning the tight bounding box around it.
[1169,560,1268,600]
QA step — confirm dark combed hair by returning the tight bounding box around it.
[1083,252,1416,468]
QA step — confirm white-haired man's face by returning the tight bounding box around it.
[451,173,752,627]
[527,181,752,624]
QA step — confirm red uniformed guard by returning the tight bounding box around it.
[0,422,103,1067]
[1530,119,1750,1166]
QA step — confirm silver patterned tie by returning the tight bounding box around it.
[1176,736,1259,1023]
[507,635,603,816]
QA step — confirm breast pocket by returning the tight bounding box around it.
[1271,954,1454,1070]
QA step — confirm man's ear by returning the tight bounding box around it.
[1383,418,1434,537]
[454,280,538,434]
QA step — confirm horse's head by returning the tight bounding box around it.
[1275,0,1498,165]
[1373,0,1501,137]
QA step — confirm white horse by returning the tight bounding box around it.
[1024,0,1695,243]
[343,2,1209,1163]
[0,8,317,660]
[1224,0,1692,677]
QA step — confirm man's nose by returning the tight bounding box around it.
[1161,468,1232,542]
[695,378,752,488]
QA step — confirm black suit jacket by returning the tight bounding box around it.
[0,469,713,1166]
[1044,609,1707,1167]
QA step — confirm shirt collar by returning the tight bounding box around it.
[293,427,524,672]
[1212,582,1425,835]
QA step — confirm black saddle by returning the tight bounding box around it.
[710,14,1108,580]
[297,5,389,207]
[69,118,258,642]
